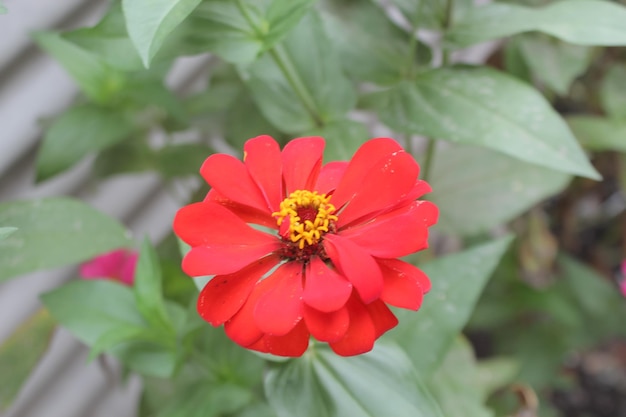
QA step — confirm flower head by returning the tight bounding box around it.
[174,136,438,356]
[79,249,138,286]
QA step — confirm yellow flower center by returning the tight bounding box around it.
[273,190,338,249]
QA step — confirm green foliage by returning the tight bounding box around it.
[446,0,626,48]
[0,198,131,282]
[390,236,513,376]
[36,104,133,181]
[369,66,600,179]
[42,279,186,378]
[427,337,518,417]
[122,0,203,67]
[243,11,356,133]
[0,309,56,410]
[265,343,445,417]
[600,63,626,118]
[429,145,571,236]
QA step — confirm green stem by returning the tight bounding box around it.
[270,47,324,127]
[421,137,437,183]
[441,0,454,66]
[235,0,323,127]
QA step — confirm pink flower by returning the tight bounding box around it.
[79,249,138,286]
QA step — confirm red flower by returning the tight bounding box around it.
[79,249,138,286]
[174,136,438,356]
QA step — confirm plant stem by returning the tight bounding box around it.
[235,0,324,127]
[421,137,437,183]
[269,47,324,127]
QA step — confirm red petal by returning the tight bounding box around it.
[254,262,304,336]
[365,299,398,338]
[339,201,438,258]
[174,202,277,247]
[197,255,281,326]
[323,234,383,303]
[201,153,270,213]
[182,243,279,276]
[247,320,310,357]
[224,277,276,347]
[331,138,404,209]
[282,137,325,193]
[303,257,352,312]
[378,258,431,307]
[315,161,348,195]
[244,136,283,211]
[303,304,349,342]
[334,151,420,228]
[206,189,276,228]
[329,293,376,356]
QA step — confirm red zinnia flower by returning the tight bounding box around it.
[173,136,438,356]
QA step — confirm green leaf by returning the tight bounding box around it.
[183,0,315,65]
[64,3,145,72]
[429,145,571,236]
[567,116,626,152]
[0,198,131,282]
[321,0,429,85]
[159,382,252,417]
[42,280,145,345]
[33,31,127,104]
[265,343,444,417]
[88,324,163,361]
[0,227,17,241]
[42,280,179,377]
[134,238,173,331]
[244,12,357,133]
[427,337,518,417]
[304,119,369,163]
[36,104,133,181]
[600,63,626,119]
[516,34,592,95]
[446,0,626,48]
[389,235,513,376]
[94,139,155,179]
[223,93,285,150]
[371,66,600,179]
[155,144,214,179]
[122,0,202,67]
[389,0,448,29]
[0,3,6,14]
[0,309,56,411]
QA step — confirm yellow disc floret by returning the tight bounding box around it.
[273,190,338,249]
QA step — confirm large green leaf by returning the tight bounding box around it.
[265,343,445,417]
[389,236,513,376]
[0,198,131,282]
[244,12,357,133]
[320,0,429,85]
[567,116,626,152]
[429,144,571,236]
[371,66,600,179]
[600,63,626,119]
[0,309,56,411]
[123,0,202,67]
[33,32,126,104]
[183,0,315,65]
[446,0,626,48]
[36,104,133,181]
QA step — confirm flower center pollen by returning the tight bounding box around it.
[273,190,338,250]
